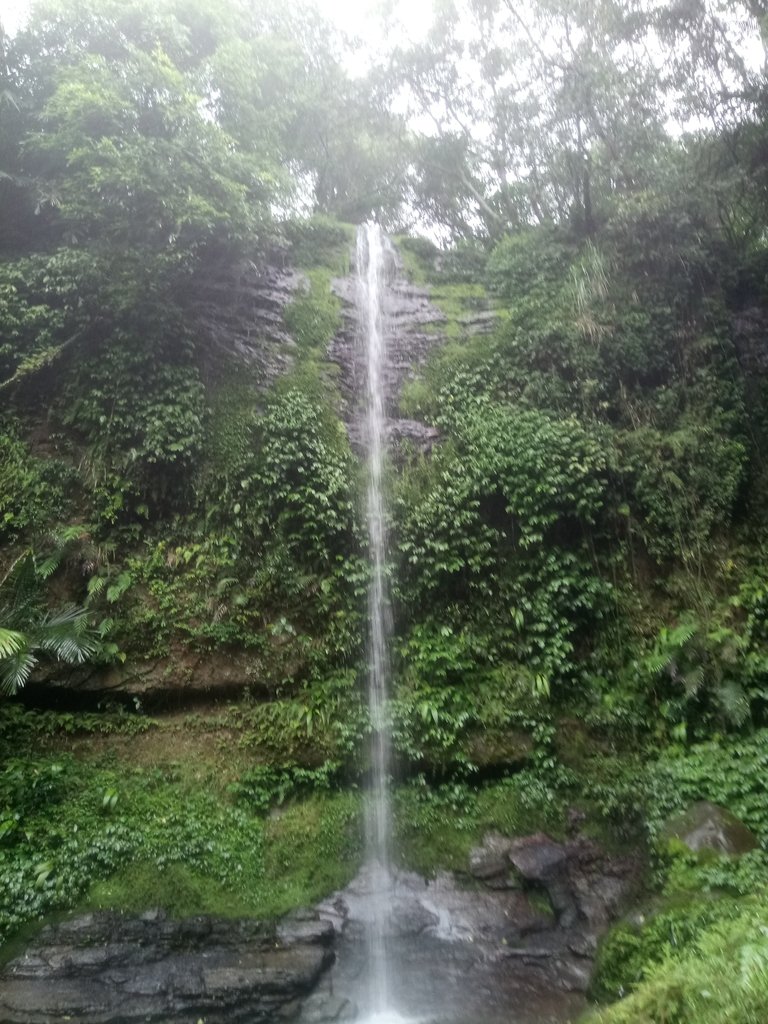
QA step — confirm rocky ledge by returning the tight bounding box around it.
[0,909,334,1024]
[0,832,641,1024]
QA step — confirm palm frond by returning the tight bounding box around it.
[0,650,37,696]
[35,607,100,664]
[0,628,25,659]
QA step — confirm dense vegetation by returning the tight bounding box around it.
[1,0,768,1020]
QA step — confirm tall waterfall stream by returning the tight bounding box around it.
[357,223,403,1023]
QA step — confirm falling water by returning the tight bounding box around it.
[356,222,399,1022]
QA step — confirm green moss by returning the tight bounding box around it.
[87,862,246,918]
[85,792,362,921]
[263,793,362,910]
[393,775,565,876]
[283,216,354,273]
[0,730,362,950]
[394,234,439,285]
[283,269,342,356]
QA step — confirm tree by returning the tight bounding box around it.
[396,0,765,238]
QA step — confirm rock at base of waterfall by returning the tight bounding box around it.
[0,909,333,1024]
[469,832,519,887]
[468,831,642,932]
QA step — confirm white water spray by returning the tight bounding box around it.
[356,222,398,1020]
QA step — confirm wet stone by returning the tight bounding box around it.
[0,910,333,1024]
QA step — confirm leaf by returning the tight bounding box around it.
[0,628,24,659]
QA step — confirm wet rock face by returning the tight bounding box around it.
[469,831,641,932]
[1,831,642,1024]
[330,250,448,455]
[24,647,271,710]
[661,800,759,856]
[0,910,334,1024]
[304,832,642,1024]
[192,258,305,385]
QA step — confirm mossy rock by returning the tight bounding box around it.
[466,728,534,769]
[661,801,759,857]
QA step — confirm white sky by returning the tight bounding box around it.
[1,0,435,44]
[2,0,30,35]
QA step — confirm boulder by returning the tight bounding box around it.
[469,832,641,932]
[661,801,759,856]
[469,832,515,883]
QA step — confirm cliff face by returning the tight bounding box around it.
[331,257,444,453]
[13,234,456,708]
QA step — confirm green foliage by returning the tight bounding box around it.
[0,746,362,942]
[394,773,565,875]
[63,349,206,519]
[591,896,749,1002]
[219,672,368,767]
[283,217,352,271]
[618,425,746,566]
[487,229,578,301]
[228,761,340,814]
[394,402,608,701]
[0,704,156,741]
[251,384,358,569]
[590,901,768,1024]
[396,234,439,284]
[648,734,768,844]
[584,732,768,899]
[0,429,75,539]
[391,664,546,771]
[284,269,342,354]
[0,540,114,695]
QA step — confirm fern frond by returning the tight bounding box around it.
[87,576,107,598]
[669,621,697,648]
[681,664,705,696]
[716,679,751,728]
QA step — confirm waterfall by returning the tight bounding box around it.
[356,222,399,1022]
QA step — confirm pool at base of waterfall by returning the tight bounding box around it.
[299,929,585,1024]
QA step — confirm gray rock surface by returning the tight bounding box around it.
[329,246,448,454]
[0,910,333,1024]
[304,835,640,1023]
[468,830,641,932]
[193,259,305,384]
[1,829,641,1024]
